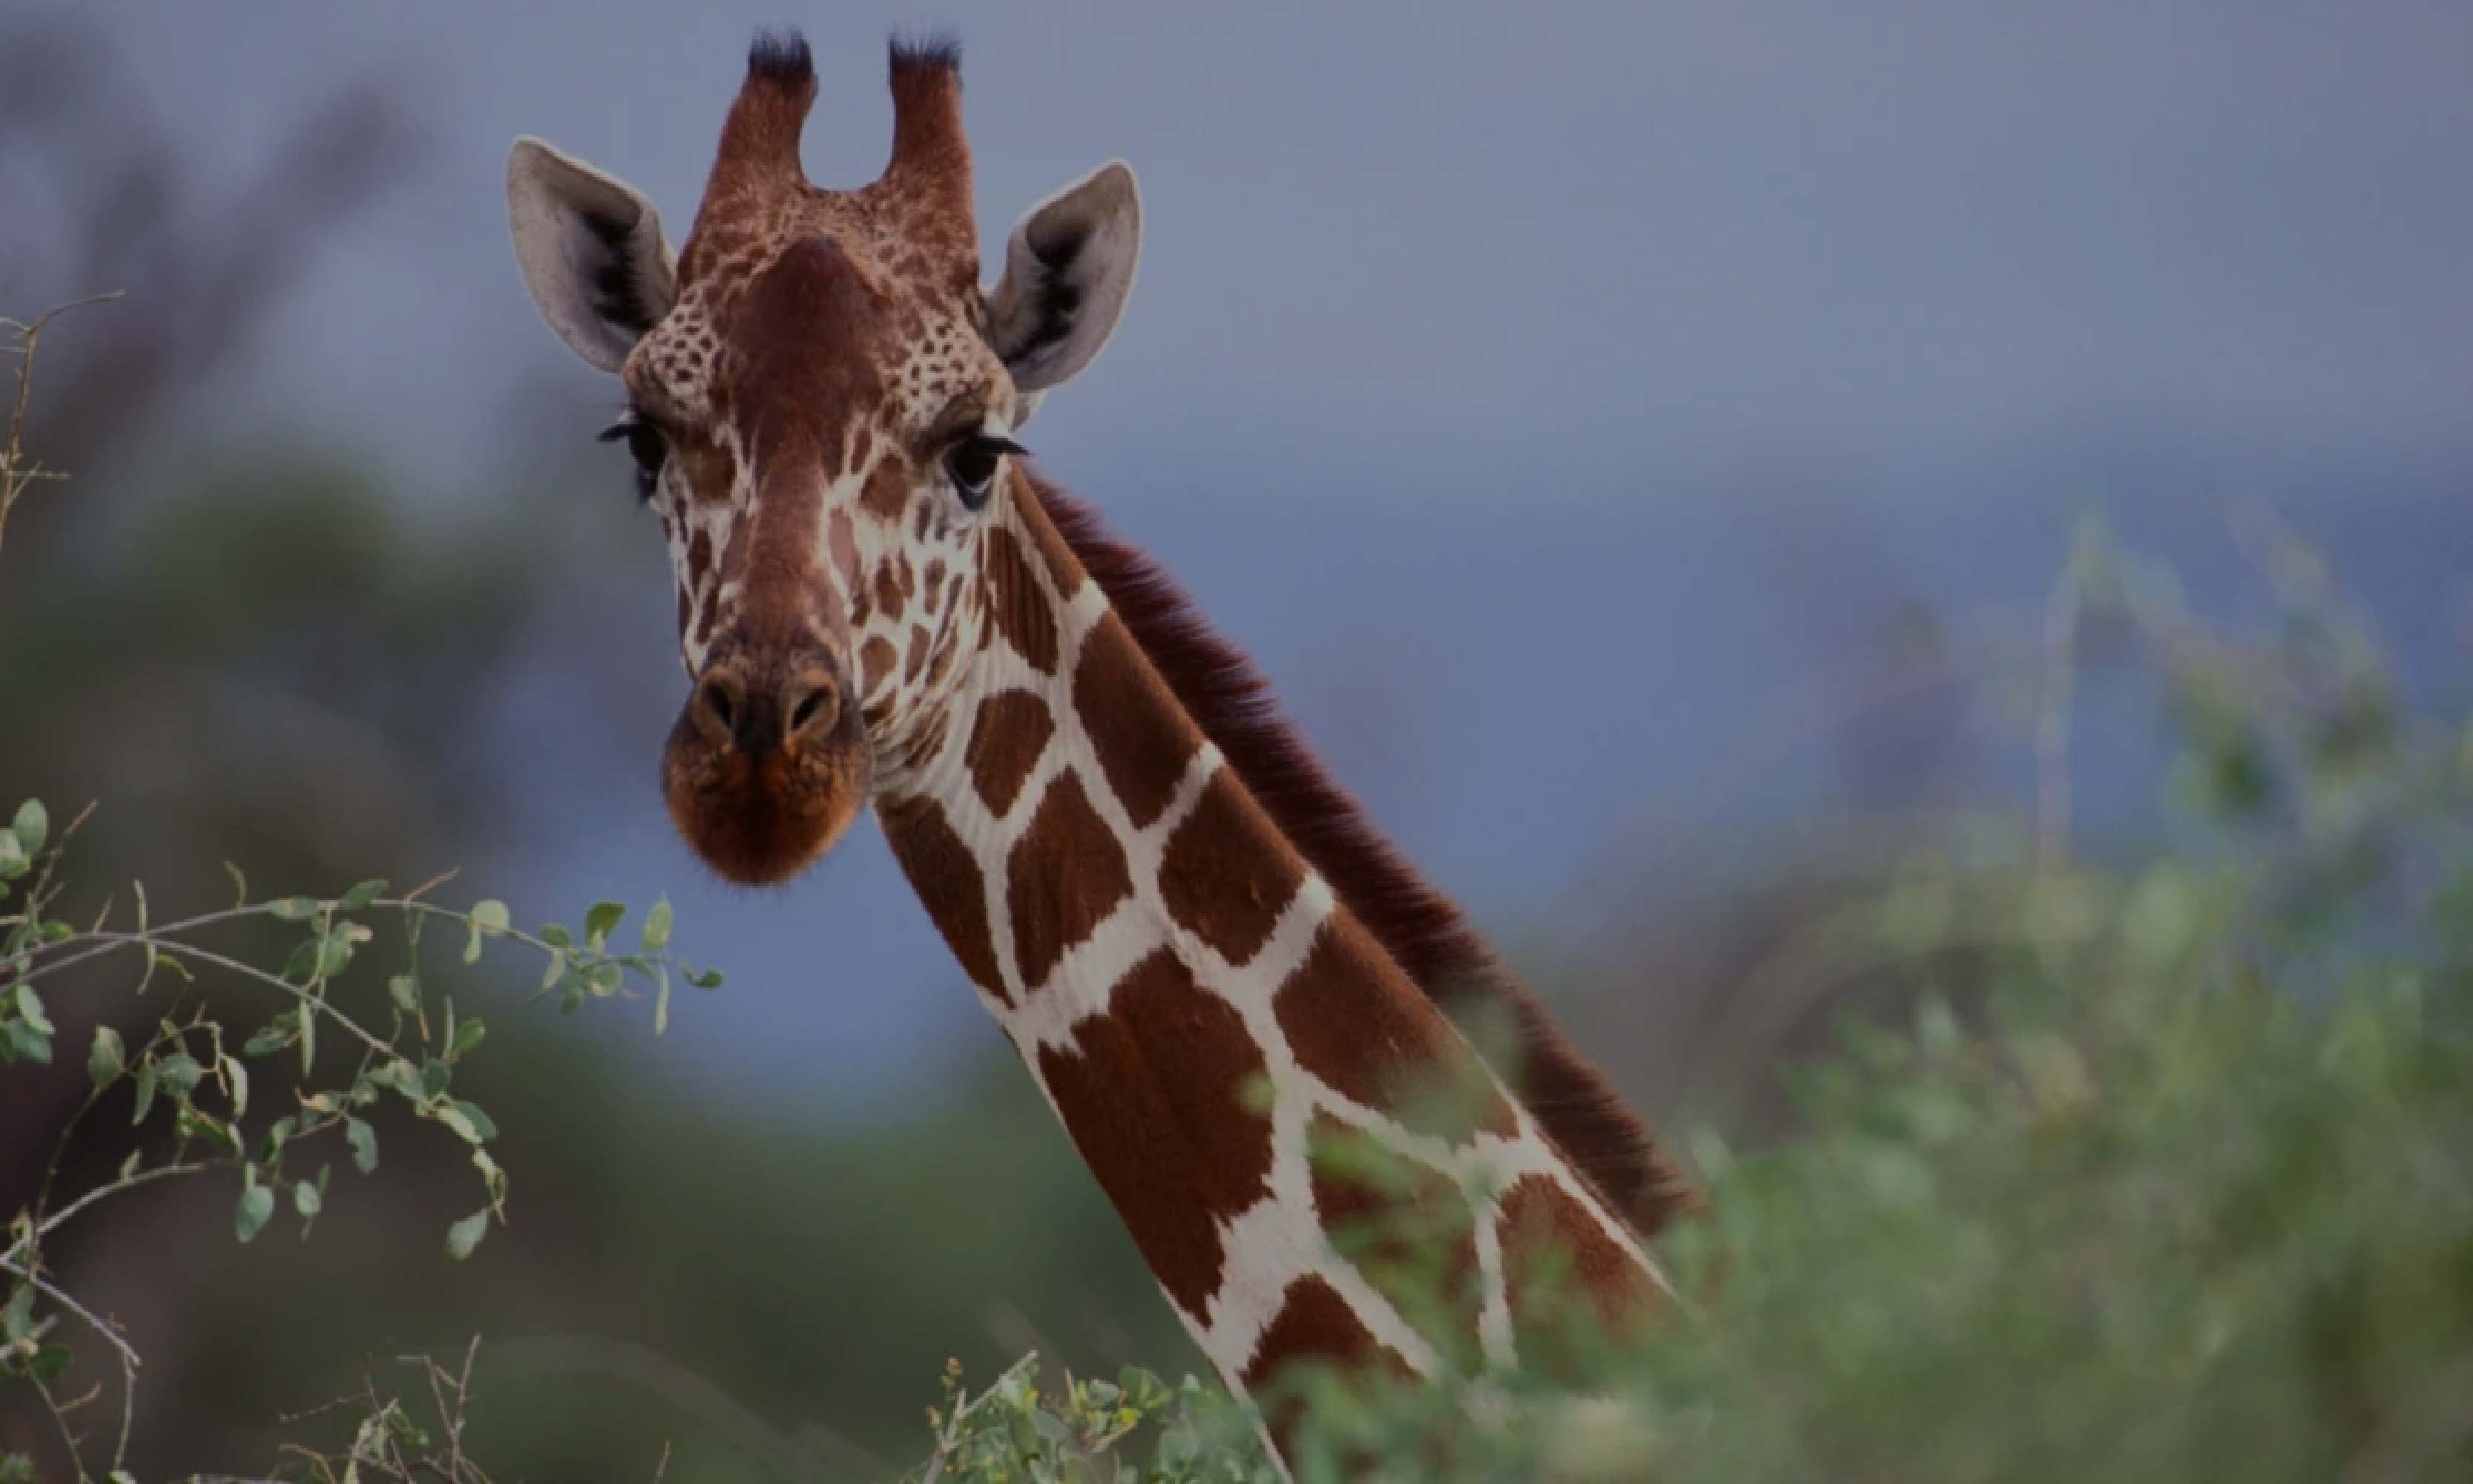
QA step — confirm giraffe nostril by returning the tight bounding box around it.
[783,672,839,741]
[694,674,743,746]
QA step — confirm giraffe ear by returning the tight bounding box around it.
[984,161,1140,404]
[506,137,677,375]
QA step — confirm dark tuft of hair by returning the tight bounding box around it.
[889,28,963,78]
[747,27,814,85]
[1025,474,1701,1239]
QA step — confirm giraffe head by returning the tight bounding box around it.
[506,31,1140,884]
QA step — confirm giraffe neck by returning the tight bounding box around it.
[872,474,1664,1437]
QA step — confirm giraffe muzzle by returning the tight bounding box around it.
[689,659,842,758]
[663,646,870,885]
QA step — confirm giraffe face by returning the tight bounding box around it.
[508,33,1141,884]
[623,232,1015,884]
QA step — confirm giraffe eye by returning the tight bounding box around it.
[597,411,669,502]
[942,433,1025,511]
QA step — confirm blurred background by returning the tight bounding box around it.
[1,1,2467,1475]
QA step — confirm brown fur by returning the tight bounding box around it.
[1006,769,1132,990]
[964,689,1054,815]
[1306,1112,1483,1368]
[1158,768,1305,965]
[1035,948,1275,1317]
[1026,474,1695,1235]
[880,795,1006,1002]
[1497,1173,1662,1373]
[1275,916,1522,1146]
[982,525,1060,674]
[1074,613,1198,829]
[1240,1275,1415,1460]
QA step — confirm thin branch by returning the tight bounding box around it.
[0,1254,139,1370]
[0,1160,222,1270]
[0,290,122,554]
[53,932,395,1056]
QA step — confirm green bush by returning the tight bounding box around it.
[910,527,2473,1482]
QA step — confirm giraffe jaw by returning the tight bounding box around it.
[660,702,873,886]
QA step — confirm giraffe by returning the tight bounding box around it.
[506,30,1691,1465]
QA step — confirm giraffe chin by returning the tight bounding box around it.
[660,708,873,887]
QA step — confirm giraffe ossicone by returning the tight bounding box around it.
[507,28,1690,1468]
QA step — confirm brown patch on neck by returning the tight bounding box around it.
[1307,1112,1483,1370]
[1240,1274,1416,1465]
[1158,768,1304,966]
[1034,948,1275,1320]
[1278,916,1520,1146]
[982,524,1060,674]
[880,795,1005,1003]
[964,689,1052,815]
[1019,474,1695,1236]
[1497,1173,1662,1374]
[1074,613,1195,829]
[1006,769,1131,991]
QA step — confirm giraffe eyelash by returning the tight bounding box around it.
[597,410,668,502]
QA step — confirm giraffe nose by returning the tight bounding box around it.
[691,660,843,755]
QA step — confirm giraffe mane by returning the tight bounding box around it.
[1028,474,1698,1237]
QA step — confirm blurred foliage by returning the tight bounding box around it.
[948,524,2469,1482]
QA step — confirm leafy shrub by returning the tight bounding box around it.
[907,526,2473,1482]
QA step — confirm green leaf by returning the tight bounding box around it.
[421,1057,451,1101]
[266,896,321,922]
[584,899,626,950]
[132,1061,158,1124]
[344,1117,378,1175]
[87,1024,125,1086]
[221,1054,249,1117]
[539,922,573,948]
[641,896,674,952]
[464,899,510,963]
[451,1099,498,1143]
[451,1016,486,1057]
[388,974,421,1014]
[26,1345,69,1383]
[12,984,50,1035]
[0,831,25,879]
[445,1208,492,1261]
[374,1058,423,1101]
[686,965,726,991]
[585,961,624,997]
[243,1015,295,1057]
[337,878,388,910]
[1,1283,33,1342]
[118,1148,141,1181]
[654,964,672,1037]
[294,1175,324,1218]
[155,1051,204,1097]
[10,798,47,856]
[4,1021,52,1064]
[235,1181,275,1244]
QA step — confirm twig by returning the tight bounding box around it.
[0,290,122,554]
[0,1160,223,1270]
[1,1253,139,1370]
